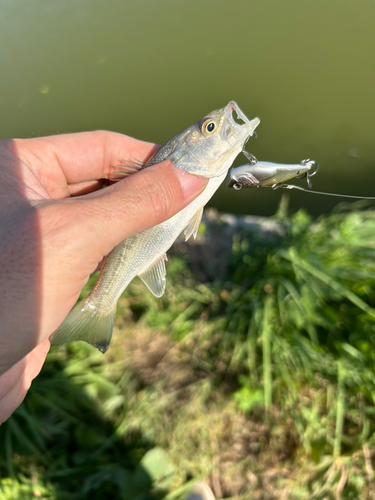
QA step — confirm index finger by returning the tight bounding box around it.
[20,131,158,184]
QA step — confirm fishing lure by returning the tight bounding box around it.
[228,151,375,200]
[227,152,317,190]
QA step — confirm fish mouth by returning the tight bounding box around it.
[221,101,260,148]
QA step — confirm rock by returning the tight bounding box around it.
[172,209,286,282]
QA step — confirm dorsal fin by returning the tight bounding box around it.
[109,158,144,181]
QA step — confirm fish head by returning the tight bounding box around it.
[161,101,260,178]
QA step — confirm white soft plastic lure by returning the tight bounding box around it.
[51,101,260,352]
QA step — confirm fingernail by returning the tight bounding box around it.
[174,168,208,198]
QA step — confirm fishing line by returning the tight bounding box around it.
[234,155,375,199]
[273,183,375,200]
[265,162,375,200]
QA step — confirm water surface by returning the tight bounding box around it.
[1,0,374,216]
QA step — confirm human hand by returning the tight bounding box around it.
[0,131,208,423]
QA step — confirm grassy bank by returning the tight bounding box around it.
[1,201,375,499]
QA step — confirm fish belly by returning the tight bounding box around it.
[91,174,226,307]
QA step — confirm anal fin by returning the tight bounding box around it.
[184,207,203,241]
[138,254,167,297]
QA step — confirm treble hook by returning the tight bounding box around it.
[304,159,319,189]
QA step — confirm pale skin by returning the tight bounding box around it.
[0,131,208,423]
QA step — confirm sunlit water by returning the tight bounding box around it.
[1,0,374,216]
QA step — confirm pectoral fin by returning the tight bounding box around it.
[139,254,168,297]
[184,207,203,241]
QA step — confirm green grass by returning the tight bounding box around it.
[1,201,375,499]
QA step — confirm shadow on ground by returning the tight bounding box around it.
[0,343,171,500]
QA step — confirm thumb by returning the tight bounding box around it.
[64,160,208,257]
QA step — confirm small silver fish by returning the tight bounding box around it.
[51,102,260,352]
[227,158,316,189]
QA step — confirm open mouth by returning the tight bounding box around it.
[221,101,260,143]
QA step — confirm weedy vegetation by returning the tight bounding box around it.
[1,199,375,499]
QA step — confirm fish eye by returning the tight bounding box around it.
[201,119,217,135]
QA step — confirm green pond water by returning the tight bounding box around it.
[1,0,374,216]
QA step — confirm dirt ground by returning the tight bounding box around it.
[112,327,300,499]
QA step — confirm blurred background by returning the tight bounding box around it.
[1,0,374,216]
[1,2,375,499]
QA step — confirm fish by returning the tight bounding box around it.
[51,101,260,352]
[227,157,316,190]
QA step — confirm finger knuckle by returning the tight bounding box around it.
[139,173,174,222]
